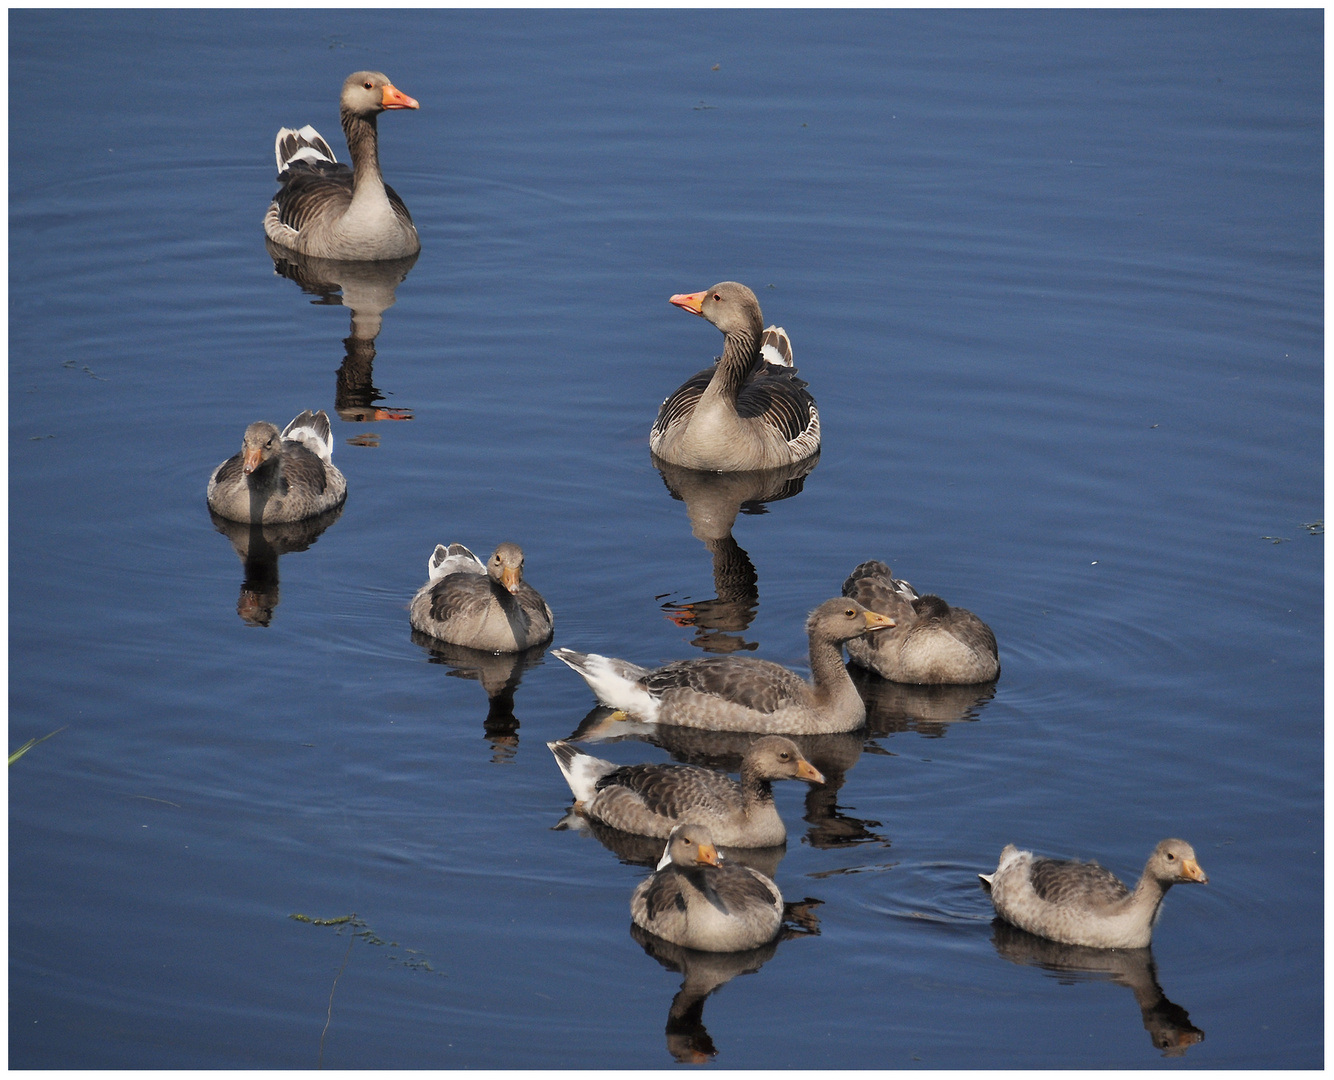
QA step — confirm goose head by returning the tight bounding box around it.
[240,421,283,475]
[1147,839,1208,885]
[658,823,723,871]
[340,70,419,117]
[806,597,897,644]
[487,542,527,594]
[670,281,765,339]
[746,735,825,784]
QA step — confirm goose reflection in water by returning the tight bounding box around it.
[209,505,343,626]
[651,454,818,654]
[266,241,417,433]
[989,920,1204,1057]
[562,706,888,856]
[630,900,821,1064]
[850,662,998,739]
[410,634,547,762]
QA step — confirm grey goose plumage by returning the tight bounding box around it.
[409,541,553,653]
[651,282,820,472]
[551,597,895,734]
[980,839,1208,949]
[631,823,784,952]
[264,71,421,261]
[207,409,346,524]
[548,735,824,847]
[842,560,999,684]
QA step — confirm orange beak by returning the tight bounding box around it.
[695,842,720,868]
[795,759,825,784]
[863,610,897,631]
[669,290,706,316]
[1181,857,1208,884]
[242,446,264,475]
[500,566,521,594]
[381,83,419,110]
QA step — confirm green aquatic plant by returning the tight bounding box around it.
[9,726,66,766]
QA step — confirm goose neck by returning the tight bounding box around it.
[341,110,383,190]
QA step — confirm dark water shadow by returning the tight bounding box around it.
[209,504,344,626]
[629,897,822,1064]
[989,920,1205,1058]
[266,241,418,434]
[850,662,998,739]
[410,633,547,762]
[652,454,818,654]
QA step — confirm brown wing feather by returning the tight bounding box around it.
[596,763,741,820]
[278,442,332,495]
[643,872,689,922]
[652,367,713,439]
[644,656,805,715]
[733,363,816,443]
[912,594,999,659]
[1029,857,1130,908]
[426,572,496,624]
[272,162,354,235]
[713,862,781,911]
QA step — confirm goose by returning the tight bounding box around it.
[631,824,783,952]
[409,542,553,653]
[547,735,824,847]
[207,409,346,524]
[979,839,1208,949]
[264,71,421,261]
[842,560,999,684]
[551,597,894,734]
[650,282,820,472]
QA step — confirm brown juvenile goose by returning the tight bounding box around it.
[842,560,999,684]
[206,409,346,524]
[980,839,1208,949]
[651,282,820,472]
[547,735,824,847]
[409,542,553,653]
[552,597,894,734]
[264,71,421,261]
[632,823,783,952]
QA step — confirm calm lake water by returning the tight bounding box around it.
[9,9,1322,1070]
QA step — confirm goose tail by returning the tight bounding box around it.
[281,409,334,462]
[274,124,338,175]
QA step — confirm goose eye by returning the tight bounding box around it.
[1166,852,1176,861]
[364,81,374,90]
[845,607,856,617]
[712,293,722,301]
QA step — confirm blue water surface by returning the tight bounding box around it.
[9,8,1322,1069]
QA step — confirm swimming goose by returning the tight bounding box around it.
[980,839,1208,949]
[842,560,999,684]
[264,71,421,261]
[409,542,553,653]
[548,735,824,847]
[632,824,783,952]
[552,597,894,734]
[650,282,820,472]
[207,409,347,524]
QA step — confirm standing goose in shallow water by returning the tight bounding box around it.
[551,598,895,734]
[632,823,784,952]
[980,839,1208,949]
[651,282,820,472]
[264,71,421,261]
[409,542,553,653]
[207,409,346,524]
[842,560,999,684]
[547,735,824,847]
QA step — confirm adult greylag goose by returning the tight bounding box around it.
[632,824,783,952]
[650,282,820,472]
[552,598,894,734]
[264,71,421,261]
[547,735,824,847]
[979,839,1208,949]
[207,409,346,524]
[842,560,999,684]
[409,542,553,653]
